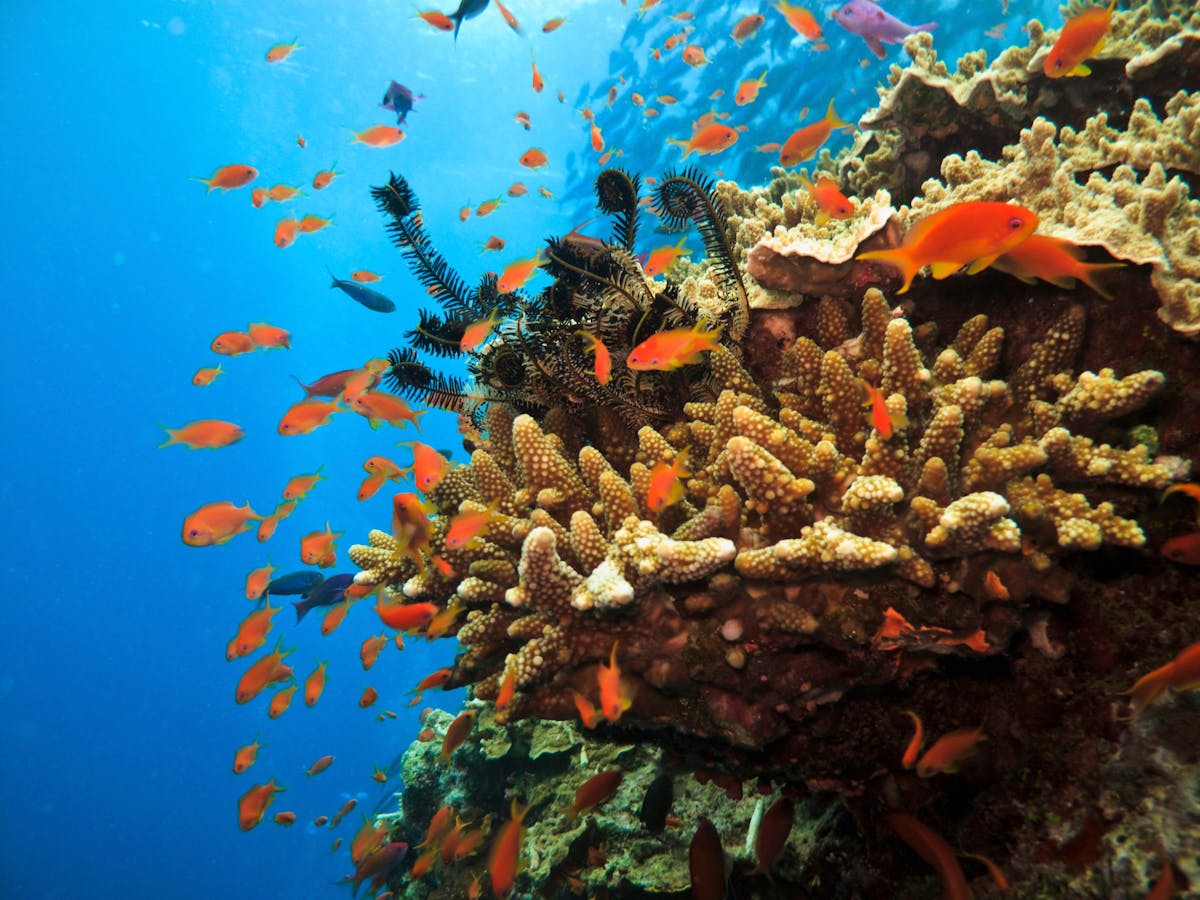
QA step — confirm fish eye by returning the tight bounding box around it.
[1008,216,1025,229]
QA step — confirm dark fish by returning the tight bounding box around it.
[292,369,358,399]
[381,81,422,126]
[447,0,489,42]
[689,818,727,900]
[328,269,396,313]
[293,573,355,622]
[266,570,325,597]
[639,771,673,834]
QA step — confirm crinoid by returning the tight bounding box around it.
[372,166,750,432]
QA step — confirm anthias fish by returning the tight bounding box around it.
[832,0,936,59]
[328,270,396,313]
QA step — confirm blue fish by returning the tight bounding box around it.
[292,573,355,622]
[447,0,489,42]
[266,570,325,597]
[381,81,422,126]
[328,269,396,313]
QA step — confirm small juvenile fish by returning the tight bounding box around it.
[832,1,936,59]
[192,364,223,386]
[329,270,396,313]
[265,38,301,63]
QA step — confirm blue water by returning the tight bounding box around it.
[0,2,1052,896]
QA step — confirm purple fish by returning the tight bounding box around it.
[832,1,936,59]
[380,81,423,125]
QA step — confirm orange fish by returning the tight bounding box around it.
[575,331,612,385]
[563,770,623,820]
[265,38,301,62]
[372,764,388,783]
[359,474,385,503]
[668,122,738,159]
[682,44,709,67]
[304,660,328,707]
[900,710,924,769]
[494,0,524,33]
[513,111,531,130]
[375,599,439,632]
[424,602,464,640]
[460,309,503,351]
[296,214,332,233]
[352,125,405,147]
[313,164,342,190]
[445,502,498,550]
[773,0,822,40]
[799,171,855,224]
[419,805,456,850]
[283,467,326,500]
[349,390,425,431]
[439,710,476,761]
[857,201,1039,294]
[266,184,302,202]
[238,779,285,830]
[364,455,410,484]
[916,726,985,778]
[598,641,633,722]
[233,735,263,774]
[159,419,244,450]
[488,799,531,899]
[396,442,449,494]
[749,797,794,877]
[321,602,352,636]
[278,398,344,435]
[191,364,224,386]
[543,16,566,32]
[361,634,389,670]
[647,447,691,513]
[475,197,504,217]
[306,754,335,777]
[626,321,722,371]
[531,56,544,92]
[193,164,258,192]
[642,236,692,277]
[459,204,472,222]
[182,500,262,547]
[274,811,297,826]
[359,686,379,708]
[392,493,436,569]
[415,9,454,30]
[538,187,554,198]
[1119,641,1200,719]
[1044,0,1115,77]
[732,13,766,44]
[734,70,768,106]
[273,217,299,248]
[251,187,268,208]
[497,251,544,294]
[211,330,256,356]
[351,269,381,282]
[779,99,850,167]
[226,601,280,661]
[990,233,1123,299]
[482,236,506,252]
[590,122,605,153]
[496,666,516,711]
[519,147,548,169]
[754,142,782,153]
[983,570,1010,600]
[886,813,969,900]
[860,381,893,438]
[301,521,343,568]
[268,684,297,718]
[245,322,291,352]
[236,637,294,705]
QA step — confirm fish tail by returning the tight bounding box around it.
[856,248,920,294]
[1077,262,1125,300]
[825,98,851,129]
[157,425,178,448]
[293,600,309,623]
[290,374,315,397]
[914,21,937,32]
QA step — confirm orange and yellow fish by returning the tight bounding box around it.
[1044,0,1115,78]
[576,331,612,385]
[265,38,301,63]
[915,725,985,778]
[488,799,531,899]
[1119,640,1200,719]
[497,251,544,294]
[159,419,244,450]
[300,521,342,568]
[734,70,768,106]
[990,233,1123,299]
[779,99,850,167]
[857,201,1039,293]
[444,502,499,550]
[235,636,295,704]
[238,779,285,830]
[193,164,258,192]
[211,330,256,356]
[798,171,855,224]
[460,309,503,351]
[352,125,405,147]
[773,1,822,40]
[597,641,633,722]
[304,660,328,707]
[647,447,690,513]
[191,364,224,386]
[183,500,262,547]
[226,601,280,661]
[668,122,737,159]
[626,321,722,371]
[313,164,342,190]
[233,735,263,774]
[642,236,691,277]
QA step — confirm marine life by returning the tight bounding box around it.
[414,9,454,31]
[689,818,727,900]
[283,467,325,500]
[247,321,291,349]
[488,799,530,899]
[380,81,422,125]
[267,683,296,718]
[779,99,851,166]
[575,330,612,384]
[348,389,425,430]
[626,321,722,371]
[232,735,262,774]
[518,147,548,169]
[273,217,299,248]
[749,797,794,877]
[438,710,476,761]
[597,642,633,722]
[312,164,341,190]
[641,236,691,277]
[328,270,397,313]
[191,364,223,386]
[798,171,855,224]
[668,121,740,159]
[351,125,405,147]
[265,570,324,597]
[359,686,379,708]
[238,779,284,830]
[832,1,936,59]
[182,500,262,547]
[192,164,258,192]
[494,0,523,34]
[447,0,489,41]
[306,754,334,777]
[1119,641,1200,719]
[210,330,256,356]
[374,599,438,632]
[734,70,768,106]
[264,38,301,62]
[226,601,279,661]
[496,251,544,293]
[235,637,295,704]
[158,419,244,450]
[459,308,503,351]
[638,772,673,834]
[292,574,354,622]
[303,660,327,706]
[360,634,388,670]
[857,201,1039,293]
[278,398,344,435]
[351,269,381,282]
[300,521,343,568]
[296,214,331,233]
[1044,0,1115,78]
[731,13,766,45]
[901,710,924,768]
[646,446,690,513]
[562,770,623,820]
[773,0,822,40]
[990,233,1124,299]
[915,725,985,777]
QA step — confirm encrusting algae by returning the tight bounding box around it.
[328,7,1200,899]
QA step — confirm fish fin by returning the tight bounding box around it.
[965,253,1001,275]
[814,209,830,227]
[1078,263,1125,300]
[1068,63,1092,77]
[865,35,886,59]
[914,22,937,33]
[1043,275,1078,290]
[929,261,962,279]
[857,248,921,294]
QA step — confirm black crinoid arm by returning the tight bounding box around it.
[653,165,749,340]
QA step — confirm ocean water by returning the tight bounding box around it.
[0,2,1059,897]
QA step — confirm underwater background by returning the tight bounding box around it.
[3,1,1197,898]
